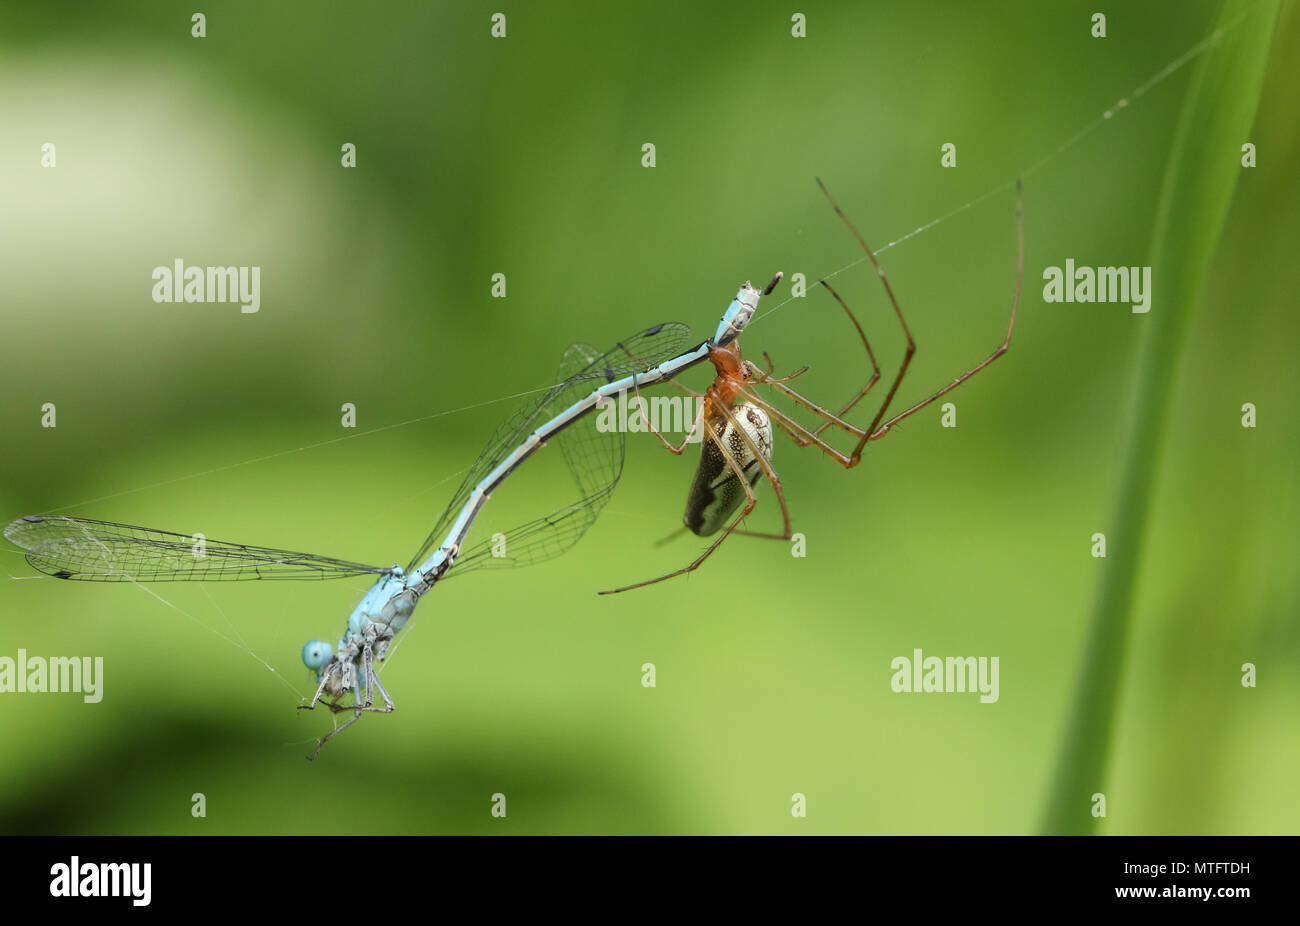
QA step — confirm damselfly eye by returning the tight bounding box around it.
[301,639,333,670]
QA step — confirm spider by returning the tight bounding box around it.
[602,178,1023,594]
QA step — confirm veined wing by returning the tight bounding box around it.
[405,322,696,574]
[4,516,391,582]
[444,341,623,575]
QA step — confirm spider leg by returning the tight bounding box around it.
[710,398,792,542]
[759,364,812,385]
[745,179,1023,459]
[600,400,790,593]
[629,372,704,455]
[816,177,916,465]
[865,179,1023,440]
[810,277,881,435]
[735,385,862,468]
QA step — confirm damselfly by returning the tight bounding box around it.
[4,278,778,756]
[5,179,1022,754]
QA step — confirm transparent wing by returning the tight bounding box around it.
[405,322,696,574]
[443,343,623,575]
[4,516,391,582]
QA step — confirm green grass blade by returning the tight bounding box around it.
[1039,0,1280,835]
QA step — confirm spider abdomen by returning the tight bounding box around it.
[683,402,773,536]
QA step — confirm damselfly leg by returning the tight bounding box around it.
[302,637,395,759]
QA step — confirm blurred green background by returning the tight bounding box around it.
[0,0,1295,834]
